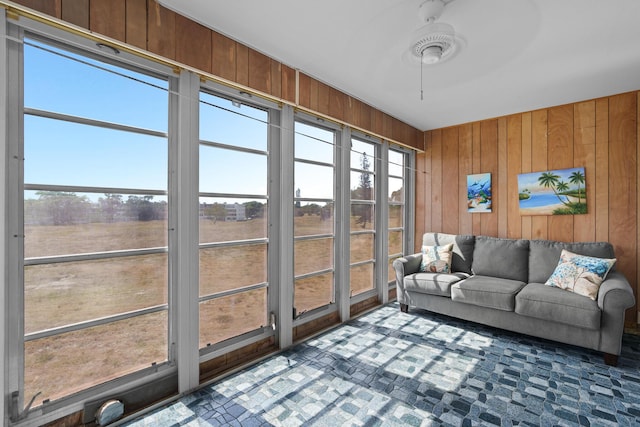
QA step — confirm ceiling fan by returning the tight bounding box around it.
[407,0,461,99]
[409,0,459,65]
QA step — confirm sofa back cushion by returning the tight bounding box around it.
[528,240,616,283]
[422,233,475,274]
[472,236,529,282]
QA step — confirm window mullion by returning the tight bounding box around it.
[6,18,26,417]
[378,142,390,304]
[174,70,200,393]
[276,105,295,348]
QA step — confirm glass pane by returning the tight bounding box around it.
[351,139,375,168]
[200,244,266,297]
[295,162,334,199]
[25,192,167,257]
[294,122,334,164]
[199,288,267,348]
[295,238,333,276]
[350,233,374,264]
[24,39,168,132]
[388,230,403,255]
[200,92,268,151]
[389,150,404,177]
[294,201,333,236]
[389,205,403,228]
[24,116,167,190]
[24,311,167,406]
[351,171,375,200]
[351,263,374,296]
[200,146,267,195]
[25,254,167,334]
[294,272,333,314]
[350,203,375,230]
[199,198,267,243]
[389,177,404,202]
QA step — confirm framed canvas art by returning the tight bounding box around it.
[467,173,492,213]
[518,167,586,215]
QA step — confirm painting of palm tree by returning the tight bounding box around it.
[518,167,587,215]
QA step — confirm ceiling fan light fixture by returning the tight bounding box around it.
[410,21,456,64]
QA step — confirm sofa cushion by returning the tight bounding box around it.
[403,272,469,297]
[420,243,453,273]
[529,239,616,283]
[544,249,616,300]
[515,283,601,330]
[423,233,475,274]
[471,236,529,282]
[450,275,526,311]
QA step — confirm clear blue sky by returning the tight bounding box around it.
[23,38,402,203]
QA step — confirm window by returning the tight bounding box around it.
[388,148,407,284]
[293,121,336,316]
[21,37,171,406]
[198,92,269,349]
[350,138,377,296]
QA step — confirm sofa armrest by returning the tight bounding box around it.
[597,271,636,312]
[597,270,636,357]
[393,253,422,278]
[392,253,422,306]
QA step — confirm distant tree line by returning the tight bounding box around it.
[25,192,167,225]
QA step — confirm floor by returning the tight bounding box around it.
[123,303,640,426]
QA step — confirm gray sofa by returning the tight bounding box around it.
[393,232,636,366]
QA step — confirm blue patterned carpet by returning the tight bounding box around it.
[124,303,640,426]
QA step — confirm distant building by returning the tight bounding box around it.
[224,203,246,221]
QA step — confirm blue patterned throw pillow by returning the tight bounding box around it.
[420,243,453,273]
[544,249,616,300]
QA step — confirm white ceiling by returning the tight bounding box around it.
[159,0,640,131]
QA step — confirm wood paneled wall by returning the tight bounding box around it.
[417,91,639,325]
[10,0,422,150]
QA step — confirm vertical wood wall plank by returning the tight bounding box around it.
[609,93,637,319]
[211,32,235,82]
[521,112,532,239]
[90,0,126,43]
[61,0,88,29]
[125,0,147,49]
[573,101,596,242]
[415,151,427,252]
[317,81,331,116]
[459,124,473,235]
[531,110,548,239]
[547,104,574,242]
[175,14,212,73]
[595,98,609,242]
[498,117,508,238]
[270,60,282,99]
[430,130,443,232]
[329,88,345,122]
[442,128,459,234]
[235,43,249,87]
[147,2,175,61]
[472,122,482,235]
[281,65,296,104]
[298,73,311,108]
[507,115,522,238]
[248,48,271,94]
[480,120,498,237]
[14,0,61,18]
[309,78,319,112]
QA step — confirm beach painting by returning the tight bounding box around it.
[467,173,492,213]
[518,167,587,215]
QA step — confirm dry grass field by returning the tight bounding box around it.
[22,211,401,405]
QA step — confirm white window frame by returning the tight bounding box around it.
[5,15,180,423]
